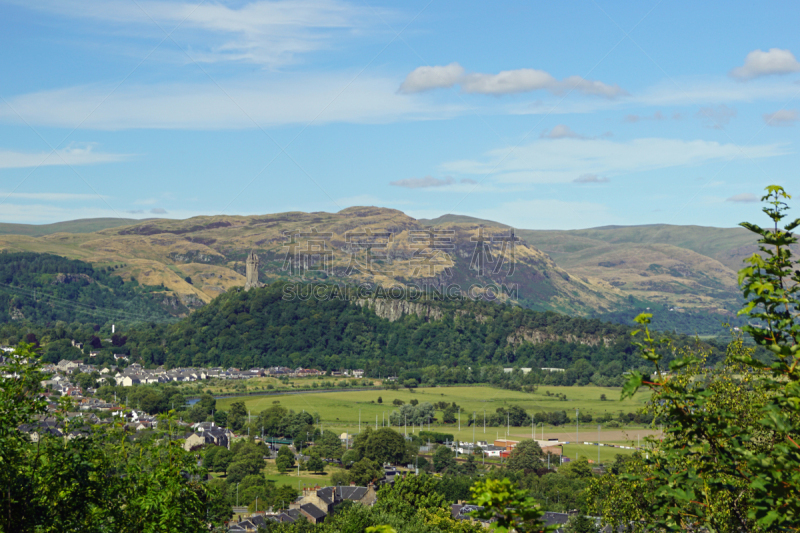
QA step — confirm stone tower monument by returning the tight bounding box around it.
[244,250,264,291]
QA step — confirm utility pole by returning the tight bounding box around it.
[458,407,461,431]
[532,415,534,439]
[576,409,579,460]
[473,412,475,444]
[507,413,509,437]
[598,424,601,465]
[376,415,377,429]
[483,409,485,434]
[359,409,361,433]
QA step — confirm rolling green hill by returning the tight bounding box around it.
[0,217,144,237]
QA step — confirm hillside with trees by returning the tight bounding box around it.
[96,281,725,384]
[0,252,181,325]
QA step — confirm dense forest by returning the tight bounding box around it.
[61,281,727,385]
[0,252,179,325]
[0,252,737,384]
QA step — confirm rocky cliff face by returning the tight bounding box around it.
[356,298,444,322]
[506,327,613,348]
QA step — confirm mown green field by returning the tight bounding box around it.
[217,385,651,423]
[217,385,657,451]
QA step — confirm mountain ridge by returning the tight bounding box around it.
[0,211,765,325]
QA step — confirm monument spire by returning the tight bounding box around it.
[244,250,263,291]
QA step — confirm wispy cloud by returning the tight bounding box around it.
[730,48,800,80]
[0,145,129,168]
[695,105,737,129]
[0,76,460,130]
[763,109,798,126]
[541,125,585,139]
[573,174,609,184]
[389,176,478,189]
[12,0,384,68]
[440,137,787,185]
[400,63,626,98]
[150,208,167,214]
[726,193,758,203]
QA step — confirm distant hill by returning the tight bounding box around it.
[417,214,511,228]
[517,224,766,324]
[0,208,626,317]
[0,217,145,237]
[0,252,182,325]
[0,210,769,334]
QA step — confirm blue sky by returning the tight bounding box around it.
[0,0,799,229]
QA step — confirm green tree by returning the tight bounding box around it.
[592,186,800,532]
[349,458,383,486]
[315,430,345,460]
[506,439,544,472]
[559,457,593,480]
[433,445,456,473]
[353,427,407,465]
[306,456,325,474]
[228,401,247,432]
[0,343,219,532]
[342,449,360,468]
[470,478,548,533]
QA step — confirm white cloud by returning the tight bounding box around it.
[573,174,609,183]
[763,109,798,126]
[12,0,381,68]
[0,76,460,130]
[541,124,584,139]
[399,63,465,93]
[399,64,626,98]
[390,176,455,188]
[440,137,787,184]
[389,176,479,189]
[730,48,800,80]
[695,105,737,129]
[0,145,129,168]
[726,193,758,203]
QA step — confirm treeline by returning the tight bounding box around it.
[0,252,178,326]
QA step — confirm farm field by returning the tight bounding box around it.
[218,385,657,452]
[217,385,652,424]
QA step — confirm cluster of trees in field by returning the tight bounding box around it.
[0,252,178,326]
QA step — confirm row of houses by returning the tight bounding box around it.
[227,484,378,531]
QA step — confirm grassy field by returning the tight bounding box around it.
[217,385,657,452]
[217,385,651,423]
[177,376,375,397]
